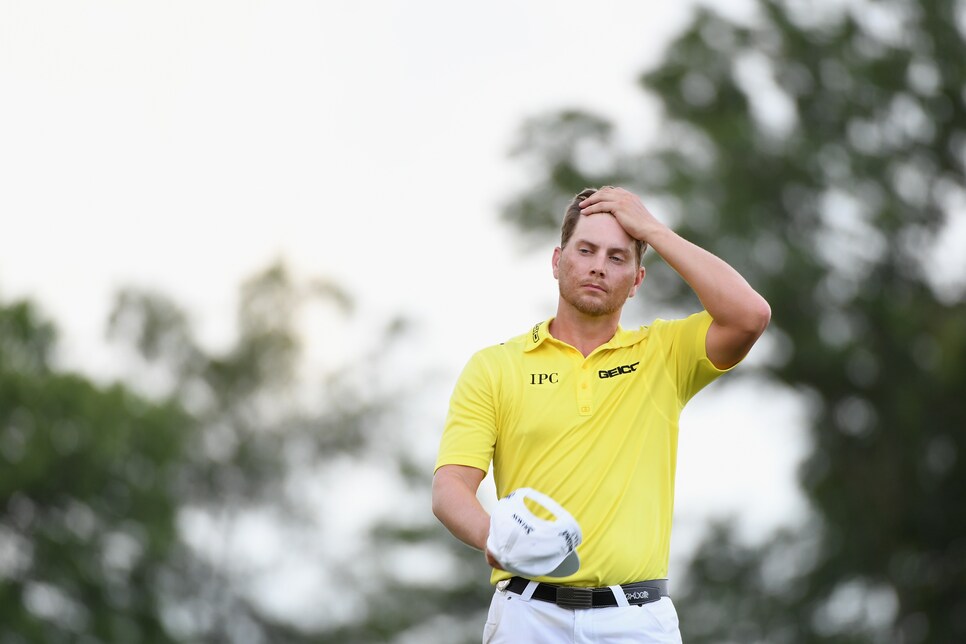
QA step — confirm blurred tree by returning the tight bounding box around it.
[499,0,966,642]
[0,298,190,642]
[0,261,464,643]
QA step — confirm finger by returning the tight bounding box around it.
[579,192,602,207]
[580,186,621,207]
[579,191,613,208]
[580,200,616,215]
[485,550,505,570]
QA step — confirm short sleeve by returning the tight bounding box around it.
[434,350,500,474]
[652,310,737,405]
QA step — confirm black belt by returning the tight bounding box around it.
[504,576,669,609]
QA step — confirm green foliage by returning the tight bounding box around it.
[500,0,966,641]
[1,299,189,642]
[0,261,430,642]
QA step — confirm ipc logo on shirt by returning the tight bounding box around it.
[529,373,559,385]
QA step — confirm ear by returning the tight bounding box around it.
[552,247,562,279]
[628,266,645,298]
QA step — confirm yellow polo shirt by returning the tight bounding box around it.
[435,310,734,587]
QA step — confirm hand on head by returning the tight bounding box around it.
[579,186,664,247]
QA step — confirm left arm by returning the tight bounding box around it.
[581,188,771,369]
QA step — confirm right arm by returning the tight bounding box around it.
[432,464,503,568]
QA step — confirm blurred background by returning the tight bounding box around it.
[1,0,964,642]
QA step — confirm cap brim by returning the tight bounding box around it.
[544,550,580,578]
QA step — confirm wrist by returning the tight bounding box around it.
[477,515,492,552]
[639,222,674,248]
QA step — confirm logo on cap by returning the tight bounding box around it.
[485,488,582,578]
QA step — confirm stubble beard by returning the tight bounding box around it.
[559,282,625,318]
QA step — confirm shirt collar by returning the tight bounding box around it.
[524,319,649,352]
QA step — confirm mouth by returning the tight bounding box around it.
[581,282,607,293]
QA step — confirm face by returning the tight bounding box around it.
[552,213,645,317]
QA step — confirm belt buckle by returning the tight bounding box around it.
[555,586,593,609]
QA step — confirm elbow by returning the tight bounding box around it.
[431,474,444,521]
[431,470,453,523]
[750,296,772,337]
[432,496,445,524]
[730,296,772,348]
[707,296,772,370]
[725,295,772,338]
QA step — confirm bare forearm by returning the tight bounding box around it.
[647,226,770,332]
[432,467,490,551]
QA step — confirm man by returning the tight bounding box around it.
[432,186,771,642]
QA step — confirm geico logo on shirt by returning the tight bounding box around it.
[625,590,650,601]
[530,373,559,385]
[598,362,640,379]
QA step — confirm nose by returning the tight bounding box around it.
[590,259,606,277]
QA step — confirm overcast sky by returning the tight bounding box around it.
[1,0,813,626]
[2,0,698,366]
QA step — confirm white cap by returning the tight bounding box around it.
[485,488,582,578]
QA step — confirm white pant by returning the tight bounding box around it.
[482,583,683,643]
